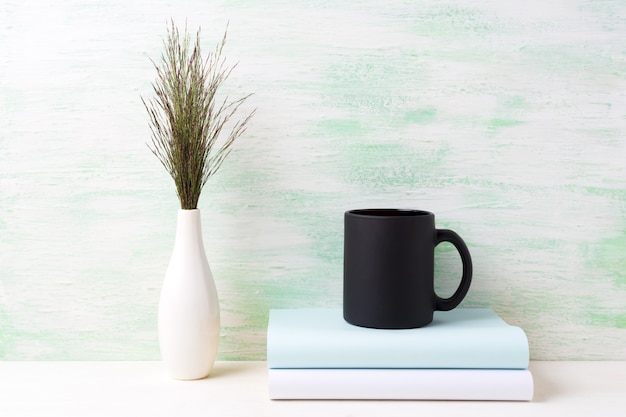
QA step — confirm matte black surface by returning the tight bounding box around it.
[343,209,472,329]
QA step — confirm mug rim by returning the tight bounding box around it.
[347,208,433,217]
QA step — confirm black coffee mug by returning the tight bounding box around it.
[343,209,472,329]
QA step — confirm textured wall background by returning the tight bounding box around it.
[1,0,625,361]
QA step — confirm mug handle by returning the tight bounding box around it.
[434,229,473,311]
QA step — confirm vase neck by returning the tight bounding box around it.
[174,209,204,245]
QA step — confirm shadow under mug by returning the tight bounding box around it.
[343,209,473,329]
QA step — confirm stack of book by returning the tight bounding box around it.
[267,308,533,401]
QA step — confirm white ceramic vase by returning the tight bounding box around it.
[158,209,220,380]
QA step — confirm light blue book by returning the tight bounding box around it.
[267,308,529,369]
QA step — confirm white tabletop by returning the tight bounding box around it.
[1,361,625,416]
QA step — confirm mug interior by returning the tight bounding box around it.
[348,209,431,217]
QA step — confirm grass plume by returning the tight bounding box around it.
[143,21,255,209]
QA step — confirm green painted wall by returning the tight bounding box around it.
[1,0,625,360]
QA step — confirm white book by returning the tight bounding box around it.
[269,368,534,401]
